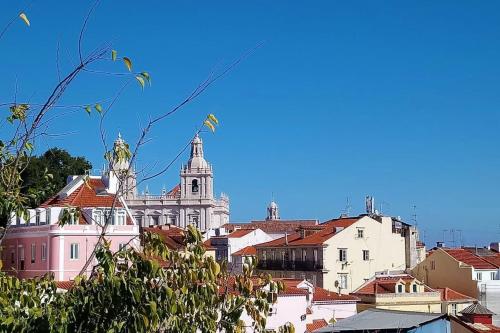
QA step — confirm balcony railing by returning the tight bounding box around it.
[256,259,323,271]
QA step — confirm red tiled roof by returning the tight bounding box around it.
[40,178,122,209]
[451,316,500,333]
[462,247,500,267]
[144,226,187,250]
[232,246,257,256]
[227,229,256,238]
[353,275,431,295]
[203,239,215,250]
[306,319,328,333]
[435,287,475,302]
[322,217,360,229]
[167,184,181,197]
[313,287,359,302]
[220,277,308,297]
[223,220,318,234]
[444,249,498,270]
[56,281,74,290]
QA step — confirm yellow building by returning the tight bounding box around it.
[352,274,442,313]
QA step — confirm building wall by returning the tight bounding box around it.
[411,249,479,298]
[309,302,357,322]
[409,318,450,333]
[3,224,139,281]
[356,292,442,313]
[239,295,308,333]
[322,216,407,292]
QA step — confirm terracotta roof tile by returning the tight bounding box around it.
[56,281,74,290]
[444,249,498,270]
[435,287,475,302]
[223,220,318,234]
[313,287,359,302]
[227,229,256,238]
[232,246,257,256]
[40,178,122,208]
[306,319,328,333]
[353,275,430,295]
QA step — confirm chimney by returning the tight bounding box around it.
[436,241,445,248]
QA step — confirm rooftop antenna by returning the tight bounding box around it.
[342,197,352,217]
[442,229,448,245]
[411,205,418,227]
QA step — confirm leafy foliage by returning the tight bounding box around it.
[0,227,292,332]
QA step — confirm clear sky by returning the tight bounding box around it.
[1,1,499,247]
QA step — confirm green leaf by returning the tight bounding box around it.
[111,50,117,61]
[123,57,132,72]
[140,72,151,84]
[95,104,103,113]
[208,114,219,125]
[135,76,145,89]
[204,120,215,133]
[19,12,30,27]
[84,106,91,115]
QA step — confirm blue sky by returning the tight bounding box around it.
[1,1,499,247]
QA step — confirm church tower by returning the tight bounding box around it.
[179,134,214,229]
[266,201,280,220]
[107,133,137,198]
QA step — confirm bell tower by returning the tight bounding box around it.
[107,133,137,198]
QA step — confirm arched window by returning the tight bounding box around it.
[192,179,199,193]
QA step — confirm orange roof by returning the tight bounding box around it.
[40,178,122,209]
[223,219,318,234]
[306,319,328,333]
[227,229,256,238]
[313,287,359,302]
[220,277,308,297]
[56,281,74,290]
[323,217,360,228]
[435,287,475,302]
[353,275,433,295]
[444,249,498,270]
[232,246,257,256]
[144,226,187,250]
[167,184,181,197]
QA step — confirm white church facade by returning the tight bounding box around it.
[114,134,230,232]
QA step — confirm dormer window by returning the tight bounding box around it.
[412,284,418,293]
[192,179,199,193]
[397,284,403,293]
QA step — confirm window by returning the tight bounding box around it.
[67,212,77,225]
[362,250,370,261]
[46,209,51,224]
[35,211,40,225]
[262,251,267,262]
[150,215,159,226]
[302,249,307,261]
[476,272,483,281]
[430,261,436,270]
[339,274,348,289]
[19,247,25,270]
[491,272,496,280]
[116,210,126,225]
[93,210,103,225]
[339,249,347,262]
[192,179,199,193]
[291,250,296,262]
[412,284,418,293]
[357,228,364,239]
[313,249,318,264]
[281,252,286,265]
[397,284,403,293]
[31,244,36,264]
[10,251,15,264]
[451,303,457,315]
[119,243,127,251]
[70,243,79,260]
[41,243,47,261]
[134,215,143,226]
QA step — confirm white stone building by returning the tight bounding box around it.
[116,134,229,232]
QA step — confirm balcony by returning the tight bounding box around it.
[256,259,323,271]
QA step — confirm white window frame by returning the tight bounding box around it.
[93,209,103,225]
[339,248,347,262]
[46,209,51,224]
[302,249,307,262]
[119,243,127,251]
[491,272,496,280]
[35,211,41,225]
[339,274,348,289]
[116,210,126,226]
[313,249,318,264]
[41,243,47,261]
[70,243,79,260]
[363,250,370,261]
[477,272,483,281]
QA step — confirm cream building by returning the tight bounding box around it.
[352,274,443,313]
[255,213,420,292]
[113,134,230,232]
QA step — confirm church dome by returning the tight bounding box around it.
[268,201,278,209]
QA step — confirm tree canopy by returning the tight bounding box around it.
[21,148,92,208]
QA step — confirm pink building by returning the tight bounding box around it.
[2,174,139,281]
